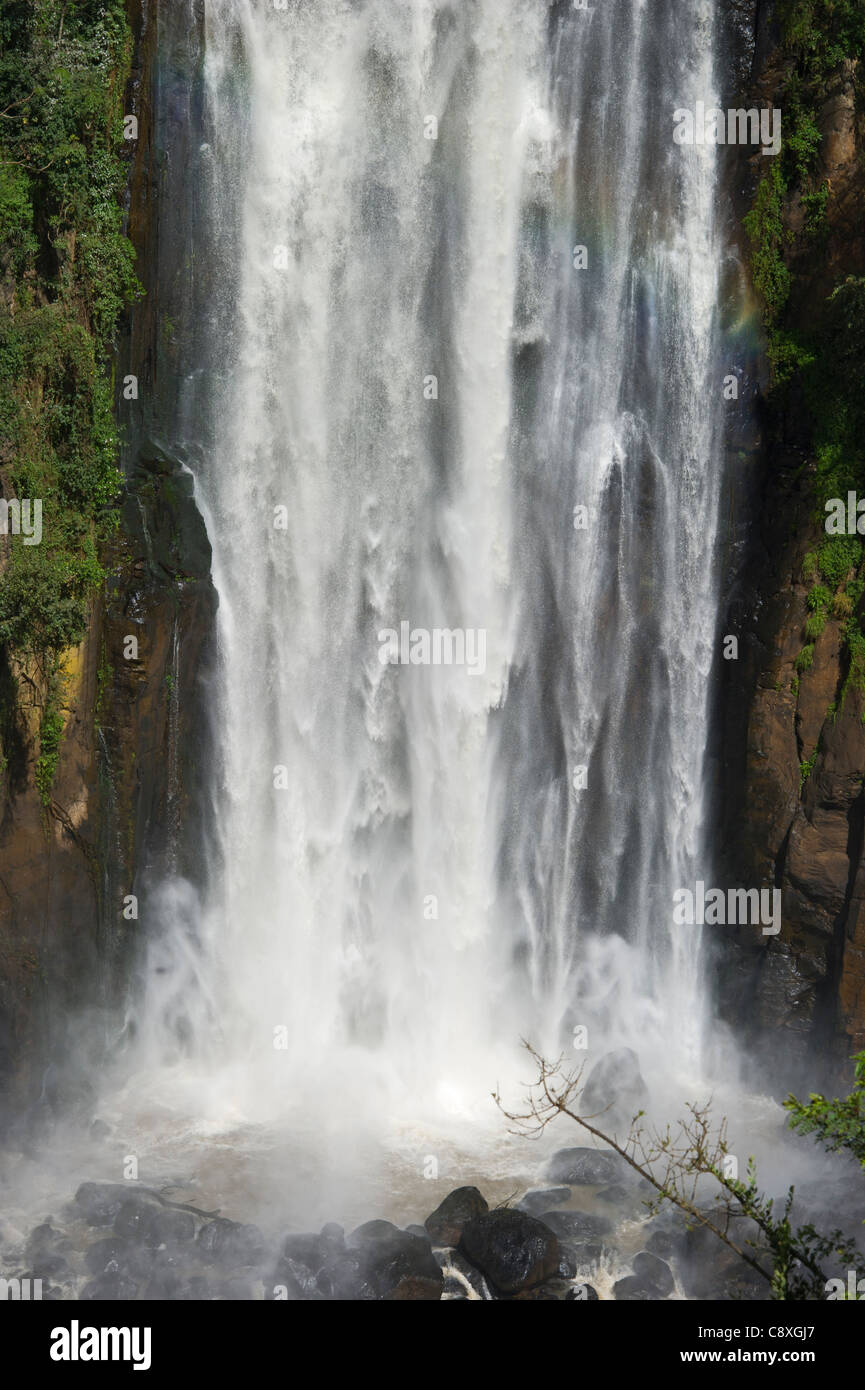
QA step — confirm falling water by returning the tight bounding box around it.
[124,0,726,1184]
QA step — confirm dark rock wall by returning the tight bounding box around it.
[0,0,216,1125]
[715,0,865,1091]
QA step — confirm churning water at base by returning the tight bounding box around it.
[120,0,727,1173]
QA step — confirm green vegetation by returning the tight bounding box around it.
[744,7,865,717]
[743,161,791,328]
[800,744,819,786]
[506,1045,865,1300]
[787,1050,865,1170]
[0,0,141,802]
[804,582,830,639]
[796,642,815,672]
[34,674,63,807]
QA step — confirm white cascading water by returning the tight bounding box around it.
[122,0,727,1190]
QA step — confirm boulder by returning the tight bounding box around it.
[517,1186,572,1216]
[80,1273,140,1301]
[540,1210,613,1241]
[613,1275,655,1300]
[196,1218,264,1267]
[546,1147,633,1186]
[594,1184,630,1204]
[633,1250,675,1296]
[346,1220,443,1300]
[581,1048,649,1130]
[614,1250,674,1300]
[114,1195,195,1247]
[276,1234,326,1298]
[84,1237,152,1281]
[424,1187,489,1247]
[320,1222,344,1246]
[459,1209,561,1295]
[646,1225,689,1261]
[507,1283,564,1300]
[25,1222,70,1280]
[74,1182,159,1228]
[566,1281,600,1301]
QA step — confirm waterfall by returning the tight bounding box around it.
[129,0,725,1148]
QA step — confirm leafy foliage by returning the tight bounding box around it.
[0,0,140,665]
[787,1052,865,1169]
[0,0,141,799]
[501,1044,864,1301]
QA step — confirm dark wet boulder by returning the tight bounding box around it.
[595,1184,630,1204]
[540,1209,613,1241]
[74,1182,159,1228]
[314,1251,366,1300]
[114,1194,194,1247]
[459,1209,561,1295]
[196,1217,264,1267]
[274,1233,326,1298]
[517,1186,572,1216]
[633,1250,675,1296]
[80,1272,140,1300]
[507,1282,565,1300]
[269,1267,305,1300]
[178,1275,219,1300]
[219,1276,259,1300]
[614,1275,655,1300]
[645,1225,689,1260]
[346,1220,443,1300]
[143,1270,186,1300]
[26,1221,60,1256]
[546,1147,633,1187]
[25,1222,70,1279]
[113,1194,160,1241]
[84,1236,127,1276]
[148,1207,196,1246]
[566,1281,600,1301]
[404,1224,432,1242]
[30,1250,69,1279]
[273,1225,353,1299]
[282,1232,323,1266]
[581,1048,648,1130]
[424,1187,489,1247]
[614,1251,674,1300]
[84,1236,152,1282]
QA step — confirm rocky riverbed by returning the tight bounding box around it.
[0,1144,781,1301]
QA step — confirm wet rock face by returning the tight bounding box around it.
[345,1221,443,1300]
[546,1145,636,1187]
[539,1210,613,1242]
[715,6,865,1090]
[458,1209,561,1296]
[0,0,217,1122]
[517,1186,572,1216]
[424,1185,489,1247]
[580,1049,649,1131]
[35,1182,271,1300]
[273,1220,443,1301]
